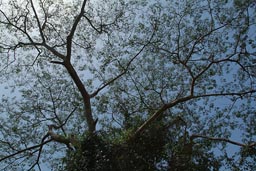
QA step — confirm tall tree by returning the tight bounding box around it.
[0,0,255,170]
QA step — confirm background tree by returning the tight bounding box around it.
[0,0,256,170]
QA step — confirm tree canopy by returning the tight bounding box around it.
[0,0,256,170]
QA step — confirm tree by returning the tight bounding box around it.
[0,0,256,170]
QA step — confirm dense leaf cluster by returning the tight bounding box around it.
[63,120,223,171]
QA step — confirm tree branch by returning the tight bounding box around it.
[29,0,45,42]
[190,134,256,148]
[132,90,256,139]
[27,133,49,171]
[83,10,123,34]
[194,90,256,99]
[132,95,193,139]
[59,0,96,133]
[47,124,81,150]
[90,26,156,98]
[48,107,77,130]
[0,107,77,164]
[0,135,52,162]
[66,0,87,61]
[64,61,95,133]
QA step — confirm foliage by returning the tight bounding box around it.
[0,0,256,170]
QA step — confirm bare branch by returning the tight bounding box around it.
[50,60,64,65]
[66,0,88,61]
[57,0,96,133]
[132,95,193,139]
[27,133,49,171]
[83,10,123,34]
[48,107,77,130]
[194,90,256,99]
[132,90,256,139]
[1,6,66,61]
[0,135,52,163]
[83,15,102,34]
[47,120,81,150]
[64,61,95,133]
[0,9,34,44]
[29,0,45,42]
[90,27,156,98]
[0,106,76,164]
[47,126,73,150]
[190,134,256,148]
